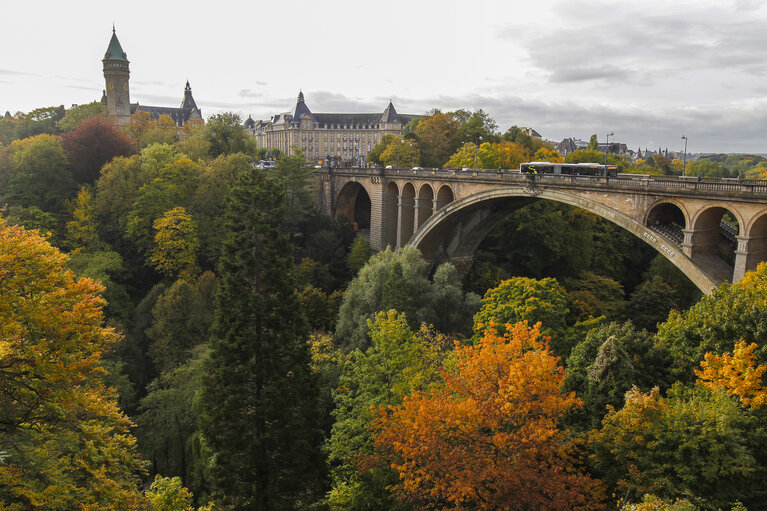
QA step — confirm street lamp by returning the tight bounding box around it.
[604,132,614,169]
[681,136,688,175]
[397,139,404,168]
[475,136,483,169]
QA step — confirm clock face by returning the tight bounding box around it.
[107,82,114,91]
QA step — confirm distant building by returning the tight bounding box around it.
[557,137,629,157]
[100,28,202,128]
[246,92,420,164]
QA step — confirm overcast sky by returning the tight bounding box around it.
[2,0,766,153]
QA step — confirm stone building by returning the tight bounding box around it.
[245,92,419,164]
[101,28,202,128]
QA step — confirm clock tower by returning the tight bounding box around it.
[102,27,131,126]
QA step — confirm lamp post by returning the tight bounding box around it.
[604,132,614,169]
[397,139,404,168]
[474,135,483,169]
[681,136,688,175]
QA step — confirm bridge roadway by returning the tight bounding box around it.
[315,167,767,293]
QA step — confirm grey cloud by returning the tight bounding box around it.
[502,2,767,84]
[239,89,263,98]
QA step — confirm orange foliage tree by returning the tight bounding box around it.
[0,217,148,509]
[370,322,604,510]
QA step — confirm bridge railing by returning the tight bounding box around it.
[319,167,767,196]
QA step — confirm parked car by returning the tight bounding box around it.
[412,166,423,170]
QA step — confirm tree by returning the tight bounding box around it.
[125,157,202,258]
[589,385,764,509]
[65,185,102,253]
[472,276,570,352]
[335,247,478,351]
[145,475,194,511]
[413,111,461,168]
[61,116,137,184]
[367,134,397,165]
[56,102,108,132]
[453,108,499,145]
[565,321,672,430]
[273,152,315,229]
[0,217,148,509]
[588,134,599,151]
[147,276,214,373]
[655,262,767,381]
[1,133,75,213]
[564,271,627,323]
[200,167,325,509]
[151,207,200,280]
[93,154,146,247]
[346,236,371,274]
[371,322,604,509]
[204,112,253,157]
[327,310,447,510]
[697,340,767,409]
[380,136,420,167]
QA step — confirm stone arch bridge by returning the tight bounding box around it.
[315,168,767,293]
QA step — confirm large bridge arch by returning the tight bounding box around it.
[409,187,720,293]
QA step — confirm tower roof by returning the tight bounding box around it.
[380,101,399,123]
[290,91,312,120]
[181,80,198,110]
[103,27,128,62]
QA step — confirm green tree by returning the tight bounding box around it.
[93,154,146,248]
[147,276,214,373]
[588,134,599,151]
[151,206,200,280]
[204,112,253,157]
[56,101,108,132]
[655,262,767,381]
[590,385,765,509]
[564,271,627,323]
[327,310,447,510]
[472,276,570,353]
[0,218,148,509]
[565,321,672,430]
[346,236,371,275]
[1,133,76,213]
[335,247,478,351]
[627,274,679,331]
[273,152,315,229]
[367,134,397,165]
[200,167,325,509]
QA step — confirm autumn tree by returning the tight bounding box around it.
[380,135,420,167]
[413,110,461,168]
[371,322,604,509]
[697,340,767,408]
[151,206,200,280]
[200,167,325,509]
[589,385,765,509]
[655,262,767,381]
[61,116,137,184]
[65,185,102,253]
[0,217,148,509]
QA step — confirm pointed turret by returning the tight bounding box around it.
[180,80,199,110]
[380,100,399,123]
[103,26,128,62]
[290,90,312,121]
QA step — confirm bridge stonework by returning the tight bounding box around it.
[316,168,767,293]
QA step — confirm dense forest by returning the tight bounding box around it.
[1,104,767,510]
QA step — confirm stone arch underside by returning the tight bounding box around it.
[409,188,720,294]
[336,181,372,231]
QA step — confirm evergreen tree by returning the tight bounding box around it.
[200,168,325,509]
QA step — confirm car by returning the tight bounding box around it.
[412,166,423,170]
[460,167,471,171]
[385,165,393,169]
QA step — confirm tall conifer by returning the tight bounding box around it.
[200,167,325,509]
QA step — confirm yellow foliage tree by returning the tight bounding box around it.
[697,340,767,408]
[0,217,148,509]
[151,206,200,280]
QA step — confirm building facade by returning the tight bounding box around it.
[245,92,419,164]
[101,28,202,128]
